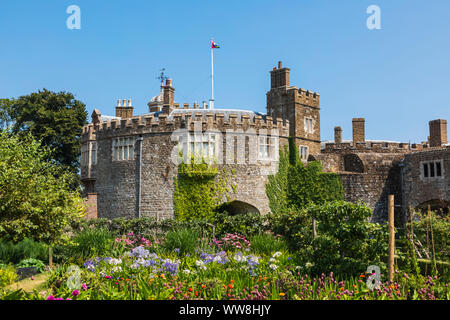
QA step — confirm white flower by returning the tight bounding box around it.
[269,257,277,263]
[182,269,191,275]
[234,253,248,263]
[272,251,282,258]
[112,266,122,272]
[213,256,222,263]
[305,262,314,268]
[109,258,122,265]
[199,266,207,271]
[195,260,205,267]
[269,264,278,270]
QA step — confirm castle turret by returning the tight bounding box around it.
[266,61,321,155]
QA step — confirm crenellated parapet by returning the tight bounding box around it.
[295,88,320,108]
[82,112,289,140]
[322,141,412,154]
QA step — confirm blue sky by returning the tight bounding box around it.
[0,0,449,143]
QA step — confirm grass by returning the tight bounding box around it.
[5,272,50,296]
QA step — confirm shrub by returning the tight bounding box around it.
[0,264,17,287]
[310,201,388,277]
[0,238,48,264]
[68,228,115,261]
[250,233,288,256]
[213,212,268,238]
[16,258,46,273]
[163,228,201,255]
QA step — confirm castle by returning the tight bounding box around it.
[81,62,449,223]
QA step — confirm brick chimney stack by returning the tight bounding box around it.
[270,61,290,88]
[429,119,447,147]
[352,118,365,146]
[115,98,133,118]
[162,78,175,114]
[334,126,342,144]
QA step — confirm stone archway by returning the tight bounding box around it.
[344,154,364,173]
[216,200,261,216]
[416,199,449,215]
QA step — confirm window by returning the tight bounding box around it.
[91,142,97,165]
[422,160,444,179]
[182,133,217,160]
[113,137,135,161]
[81,142,97,166]
[423,163,429,178]
[299,146,309,161]
[304,118,313,134]
[258,136,276,160]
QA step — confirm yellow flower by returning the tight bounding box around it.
[279,292,285,297]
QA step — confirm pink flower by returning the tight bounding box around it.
[46,295,55,300]
[72,289,79,297]
[82,283,87,291]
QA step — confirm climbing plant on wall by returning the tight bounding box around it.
[173,157,235,222]
[266,137,345,214]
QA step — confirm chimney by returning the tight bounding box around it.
[334,126,342,144]
[270,61,290,89]
[163,78,175,107]
[115,98,133,118]
[352,118,365,146]
[429,119,447,147]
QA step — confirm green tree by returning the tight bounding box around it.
[0,131,85,244]
[0,99,13,130]
[7,89,87,172]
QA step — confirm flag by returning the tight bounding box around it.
[211,41,220,49]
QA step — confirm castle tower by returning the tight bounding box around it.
[266,61,321,156]
[352,118,365,147]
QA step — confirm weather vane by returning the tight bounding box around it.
[156,68,168,87]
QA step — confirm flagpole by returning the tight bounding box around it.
[210,38,215,109]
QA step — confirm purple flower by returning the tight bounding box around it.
[46,295,55,300]
[82,283,87,291]
[72,289,79,297]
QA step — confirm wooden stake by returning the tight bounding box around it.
[428,205,437,273]
[49,246,53,269]
[388,195,395,282]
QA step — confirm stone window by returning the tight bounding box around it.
[299,145,309,161]
[258,136,276,160]
[181,133,217,160]
[304,118,313,134]
[81,142,97,166]
[113,137,135,161]
[422,160,444,179]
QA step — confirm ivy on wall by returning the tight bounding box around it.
[266,137,345,214]
[173,158,235,222]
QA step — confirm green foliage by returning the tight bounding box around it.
[0,264,17,287]
[68,228,115,261]
[266,144,290,215]
[213,212,268,238]
[163,228,201,255]
[0,131,85,244]
[16,258,45,273]
[268,208,314,254]
[250,233,288,256]
[266,139,344,214]
[174,159,233,222]
[0,238,48,264]
[309,201,388,276]
[287,161,344,211]
[6,89,88,172]
[0,99,13,130]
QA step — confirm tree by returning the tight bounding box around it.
[0,130,85,244]
[8,89,87,172]
[0,99,13,130]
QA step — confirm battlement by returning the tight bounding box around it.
[296,88,320,107]
[322,141,412,154]
[82,111,290,139]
